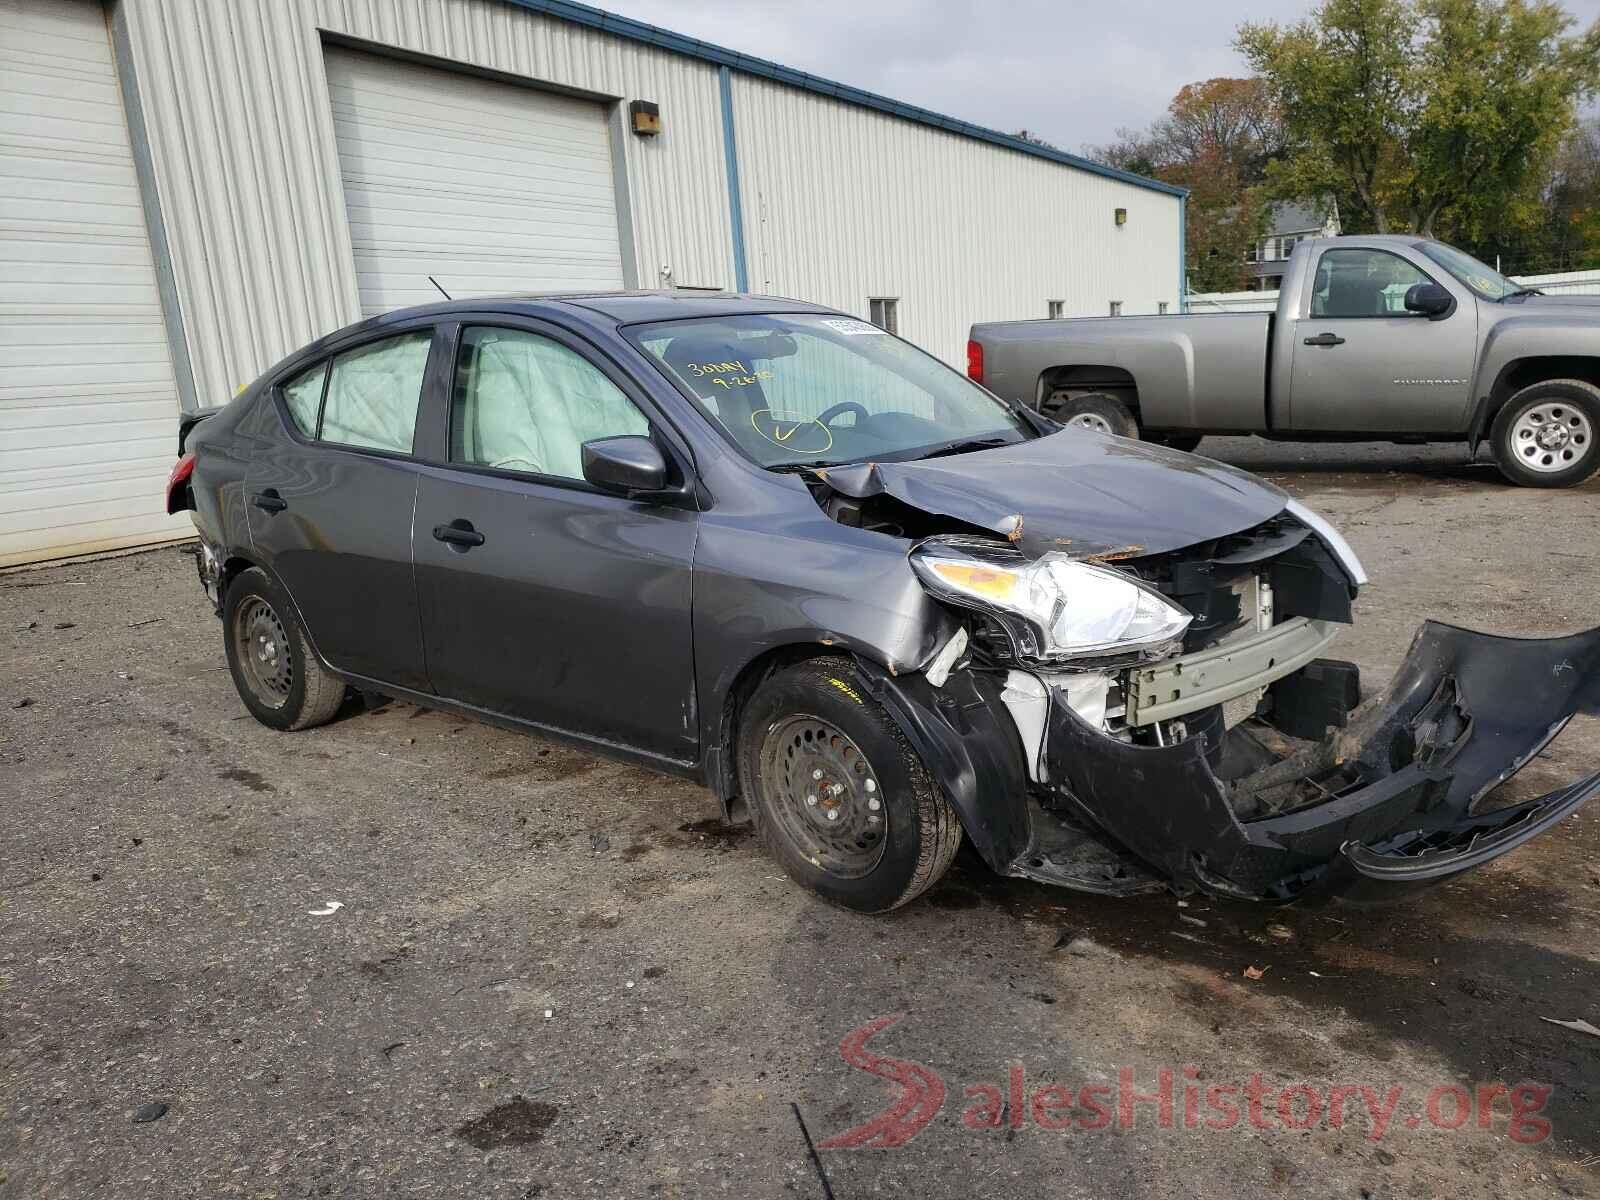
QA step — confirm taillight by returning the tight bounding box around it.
[166,451,196,514]
[966,339,983,383]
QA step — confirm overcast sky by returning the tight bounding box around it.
[599,0,1600,153]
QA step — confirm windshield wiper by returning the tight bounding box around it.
[912,436,1017,461]
[766,459,842,474]
[1503,287,1543,300]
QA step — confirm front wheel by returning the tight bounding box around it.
[1490,380,1600,488]
[736,658,962,913]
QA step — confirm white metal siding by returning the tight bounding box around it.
[120,0,737,406]
[325,47,623,315]
[729,74,1182,366]
[0,0,187,567]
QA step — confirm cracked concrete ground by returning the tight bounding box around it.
[3,438,1598,1198]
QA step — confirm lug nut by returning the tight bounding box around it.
[864,779,877,793]
[867,798,880,811]
[812,768,824,780]
[826,810,839,821]
[806,794,817,806]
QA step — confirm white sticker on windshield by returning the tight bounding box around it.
[820,318,888,336]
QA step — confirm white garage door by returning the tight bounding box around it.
[0,0,188,568]
[325,49,625,316]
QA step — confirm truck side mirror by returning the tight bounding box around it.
[1404,282,1454,320]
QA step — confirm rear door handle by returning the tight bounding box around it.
[251,489,287,514]
[432,520,485,550]
[1303,332,1346,347]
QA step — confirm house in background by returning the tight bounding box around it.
[1245,201,1342,289]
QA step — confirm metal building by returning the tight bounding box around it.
[0,0,1185,567]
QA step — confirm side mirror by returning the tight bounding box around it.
[1404,282,1454,319]
[581,435,669,496]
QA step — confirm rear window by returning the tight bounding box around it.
[318,332,433,454]
[280,362,326,435]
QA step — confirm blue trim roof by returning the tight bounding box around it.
[502,0,1188,199]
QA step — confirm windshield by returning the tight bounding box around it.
[627,313,1031,468]
[1417,242,1521,300]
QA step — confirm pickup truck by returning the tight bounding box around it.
[967,235,1600,487]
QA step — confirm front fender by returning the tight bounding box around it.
[852,659,1033,873]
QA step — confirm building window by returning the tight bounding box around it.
[1157,301,1169,315]
[1047,300,1065,319]
[1108,301,1123,317]
[868,297,899,334]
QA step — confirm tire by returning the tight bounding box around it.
[1047,391,1139,439]
[1152,433,1203,452]
[736,657,962,913]
[222,567,347,731]
[1490,379,1600,488]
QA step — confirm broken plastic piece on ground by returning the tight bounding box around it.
[1540,1016,1600,1037]
[1242,964,1269,980]
[307,899,344,916]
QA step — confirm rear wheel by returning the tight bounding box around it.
[1490,380,1600,488]
[737,658,961,913]
[223,567,347,731]
[1047,391,1139,438]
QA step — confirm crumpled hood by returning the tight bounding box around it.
[820,428,1289,559]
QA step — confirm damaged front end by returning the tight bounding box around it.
[860,507,1600,904]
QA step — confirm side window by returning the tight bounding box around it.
[1311,249,1432,318]
[451,327,649,480]
[280,362,327,436]
[319,331,433,453]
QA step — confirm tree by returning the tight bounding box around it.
[1238,0,1600,238]
[1084,78,1280,291]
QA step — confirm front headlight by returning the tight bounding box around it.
[911,544,1192,661]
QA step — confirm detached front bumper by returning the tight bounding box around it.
[863,621,1600,905]
[1045,620,1600,902]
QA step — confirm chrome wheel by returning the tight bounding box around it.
[1067,412,1114,435]
[1511,401,1592,473]
[760,715,886,878]
[233,595,292,708]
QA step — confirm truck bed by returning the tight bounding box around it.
[970,312,1272,433]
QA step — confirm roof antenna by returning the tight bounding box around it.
[427,275,452,301]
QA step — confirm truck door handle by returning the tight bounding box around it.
[251,489,287,514]
[1303,332,1346,347]
[432,520,485,550]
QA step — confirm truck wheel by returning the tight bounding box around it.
[223,567,348,731]
[736,657,962,913]
[1049,391,1138,438]
[1490,380,1600,488]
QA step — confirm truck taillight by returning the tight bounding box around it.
[966,339,983,383]
[166,451,196,514]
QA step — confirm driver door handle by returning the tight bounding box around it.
[433,520,485,549]
[1304,332,1346,347]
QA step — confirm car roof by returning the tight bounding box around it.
[342,290,840,334]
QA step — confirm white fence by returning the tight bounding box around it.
[1186,267,1600,313]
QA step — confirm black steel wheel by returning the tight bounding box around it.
[758,714,888,879]
[737,657,962,912]
[222,567,348,731]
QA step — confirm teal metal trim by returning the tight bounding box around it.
[501,0,1187,199]
[1178,193,1188,312]
[717,66,749,292]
